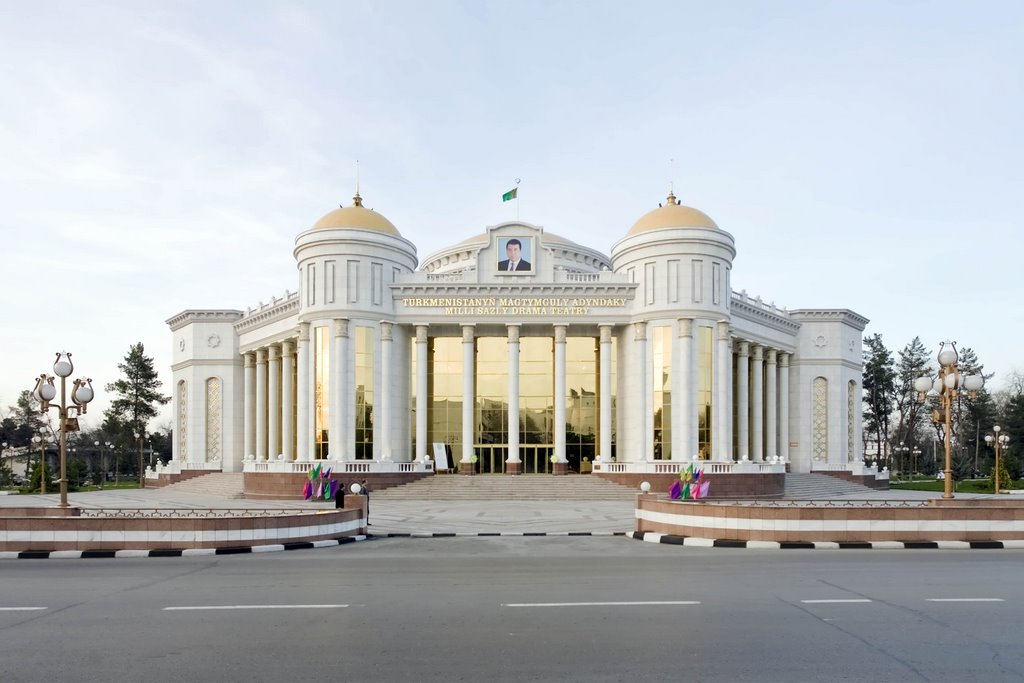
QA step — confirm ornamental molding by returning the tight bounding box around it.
[787,308,870,330]
[390,282,637,298]
[234,295,300,332]
[166,309,244,331]
[730,295,801,334]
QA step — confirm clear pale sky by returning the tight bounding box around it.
[2,1,1021,433]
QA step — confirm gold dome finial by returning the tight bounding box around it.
[666,191,679,206]
[353,192,363,207]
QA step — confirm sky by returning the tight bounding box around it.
[1,0,1022,434]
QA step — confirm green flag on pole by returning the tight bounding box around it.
[502,187,518,202]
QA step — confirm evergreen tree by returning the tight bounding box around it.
[862,334,896,468]
[104,343,170,482]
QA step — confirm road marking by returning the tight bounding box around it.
[502,601,700,607]
[0,607,47,611]
[801,599,873,604]
[926,598,1004,603]
[163,604,348,611]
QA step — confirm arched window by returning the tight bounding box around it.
[177,380,188,460]
[812,377,828,462]
[206,377,222,462]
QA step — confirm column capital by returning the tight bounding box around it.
[677,318,693,338]
[599,324,614,344]
[752,344,764,361]
[243,352,256,368]
[507,323,521,343]
[256,348,268,363]
[633,321,647,341]
[267,345,280,361]
[738,341,750,357]
[767,348,778,364]
[334,318,349,338]
[461,324,475,343]
[553,324,567,344]
[779,352,790,367]
[281,339,294,356]
[716,320,731,340]
[415,324,429,343]
[380,321,393,341]
[298,321,311,342]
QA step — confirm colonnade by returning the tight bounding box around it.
[240,318,792,467]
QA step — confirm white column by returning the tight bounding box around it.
[751,344,764,462]
[379,321,393,461]
[331,319,347,461]
[779,353,790,463]
[243,352,256,460]
[766,348,778,461]
[506,324,521,468]
[268,345,281,461]
[460,324,475,468]
[415,325,429,461]
[281,340,294,461]
[255,348,268,461]
[636,322,649,462]
[296,322,312,461]
[598,324,613,463]
[553,325,567,466]
[674,318,692,461]
[737,341,750,461]
[714,321,731,461]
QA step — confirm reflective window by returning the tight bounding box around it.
[428,337,463,460]
[355,326,374,460]
[652,326,672,460]
[697,326,713,459]
[314,326,329,459]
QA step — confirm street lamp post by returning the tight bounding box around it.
[133,431,145,488]
[984,425,1011,495]
[31,428,50,494]
[33,352,94,508]
[94,440,112,488]
[895,445,909,481]
[914,341,984,499]
[912,447,921,480]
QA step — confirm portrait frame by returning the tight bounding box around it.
[496,235,535,274]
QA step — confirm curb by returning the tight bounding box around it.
[0,535,368,560]
[627,531,1024,550]
[369,531,627,538]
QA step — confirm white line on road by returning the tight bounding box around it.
[926,598,1005,602]
[801,599,873,604]
[163,604,349,611]
[502,601,700,607]
[0,607,47,611]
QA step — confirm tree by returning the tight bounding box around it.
[104,343,170,483]
[862,334,896,468]
[892,337,931,475]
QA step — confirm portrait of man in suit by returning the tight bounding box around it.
[497,237,533,273]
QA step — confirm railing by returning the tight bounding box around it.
[79,508,320,518]
[595,460,788,474]
[425,272,466,282]
[240,459,435,474]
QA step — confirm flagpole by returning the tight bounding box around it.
[515,178,521,222]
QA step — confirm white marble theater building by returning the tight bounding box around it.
[165,189,874,494]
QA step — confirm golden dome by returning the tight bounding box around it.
[312,193,400,235]
[627,192,718,235]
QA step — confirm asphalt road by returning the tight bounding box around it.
[3,537,1024,682]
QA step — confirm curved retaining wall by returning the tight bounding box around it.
[0,503,365,552]
[636,496,1024,543]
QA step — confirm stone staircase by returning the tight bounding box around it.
[783,472,879,499]
[372,474,639,501]
[160,472,246,499]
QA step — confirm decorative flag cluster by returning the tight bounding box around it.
[302,463,339,500]
[669,463,710,500]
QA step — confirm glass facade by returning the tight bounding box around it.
[428,337,463,462]
[518,336,554,474]
[314,326,329,459]
[697,325,713,459]
[355,326,374,460]
[652,326,672,460]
